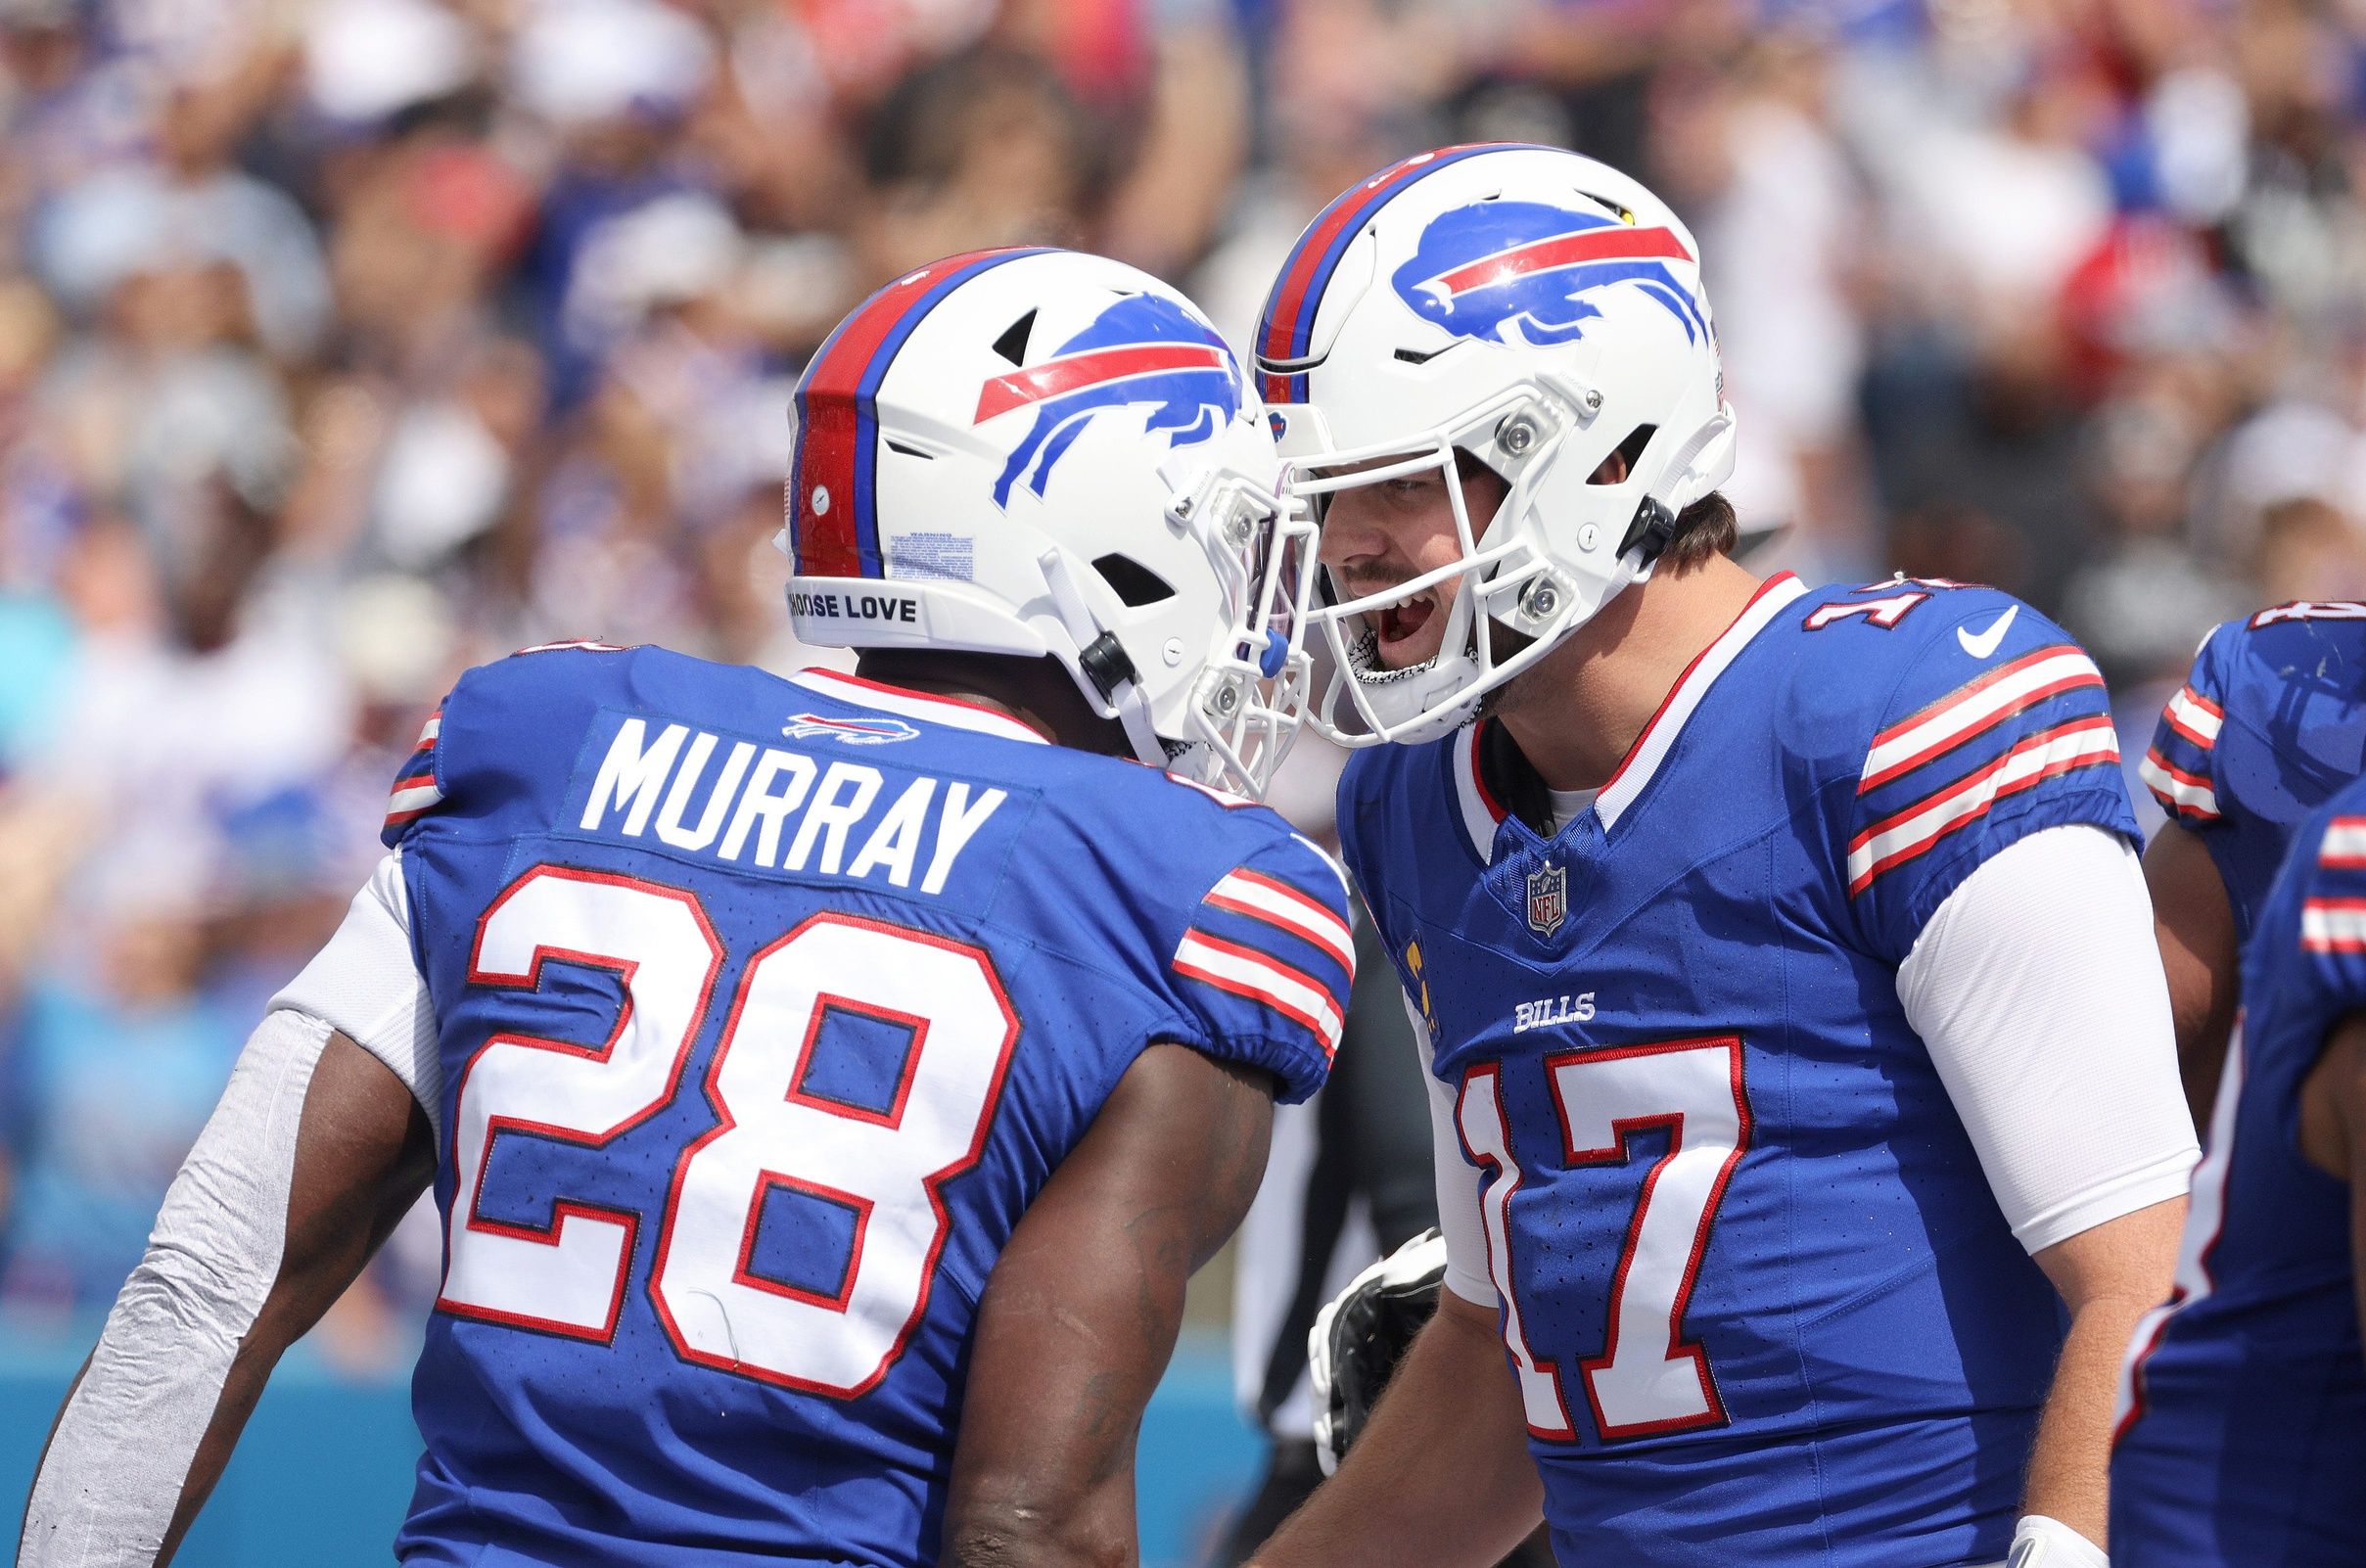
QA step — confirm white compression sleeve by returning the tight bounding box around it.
[20,1007,334,1567]
[1897,824,2200,1255]
[273,849,441,1137]
[1405,992,1496,1307]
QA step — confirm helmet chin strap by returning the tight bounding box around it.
[1039,548,1169,767]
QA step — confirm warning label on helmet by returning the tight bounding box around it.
[889,531,975,582]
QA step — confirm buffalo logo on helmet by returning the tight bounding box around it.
[1391,200,1706,350]
[974,294,1240,508]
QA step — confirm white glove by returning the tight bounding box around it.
[2009,1515,2108,1568]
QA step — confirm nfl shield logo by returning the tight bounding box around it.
[1526,860,1568,937]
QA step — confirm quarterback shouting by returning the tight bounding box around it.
[1243,144,2198,1568]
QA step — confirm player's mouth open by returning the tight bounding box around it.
[1375,593,1438,660]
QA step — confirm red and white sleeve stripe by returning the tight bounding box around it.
[2159,685,2223,749]
[1200,869,1357,972]
[2140,680,2224,824]
[384,772,443,830]
[2138,752,2219,822]
[2302,897,2366,954]
[1858,647,2106,794]
[384,706,445,830]
[2318,816,2366,869]
[1173,930,1345,1059]
[1848,717,2121,896]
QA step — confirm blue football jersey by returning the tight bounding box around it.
[1338,575,2142,1568]
[377,646,1350,1567]
[2139,603,2366,938]
[2111,784,2366,1568]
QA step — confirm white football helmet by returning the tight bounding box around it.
[785,247,1317,796]
[1255,144,1738,747]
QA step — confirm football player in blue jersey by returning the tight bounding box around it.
[2135,604,2366,1125]
[2111,781,2366,1566]
[1237,145,2199,1568]
[20,249,1355,1567]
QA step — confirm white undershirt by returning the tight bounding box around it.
[1431,822,2200,1306]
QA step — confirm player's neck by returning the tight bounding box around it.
[1489,552,1764,793]
[851,649,1132,758]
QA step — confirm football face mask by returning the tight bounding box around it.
[1257,145,1738,749]
[783,247,1319,798]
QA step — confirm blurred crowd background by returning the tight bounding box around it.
[0,0,2361,1386]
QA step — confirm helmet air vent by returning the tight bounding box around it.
[1574,190,1638,225]
[992,309,1036,366]
[1091,553,1177,608]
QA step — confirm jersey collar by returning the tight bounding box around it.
[1452,721,1508,863]
[1449,572,1807,862]
[786,668,1048,746]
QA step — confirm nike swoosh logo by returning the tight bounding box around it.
[1957,605,2018,659]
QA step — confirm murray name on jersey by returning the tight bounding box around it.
[1337,575,2141,1568]
[568,712,1011,898]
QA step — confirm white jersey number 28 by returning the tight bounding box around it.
[439,864,1017,1397]
[1458,1036,1751,1441]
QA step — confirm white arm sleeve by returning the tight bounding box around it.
[273,849,441,1138]
[20,1008,333,1567]
[1897,823,2200,1255]
[23,855,441,1564]
[1405,992,1496,1307]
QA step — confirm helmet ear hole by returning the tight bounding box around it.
[1588,425,1657,485]
[1091,553,1176,607]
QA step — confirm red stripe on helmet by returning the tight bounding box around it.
[1435,225,1691,297]
[791,249,1026,577]
[973,343,1228,423]
[1257,148,1481,387]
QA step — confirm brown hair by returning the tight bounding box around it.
[1661,491,1739,573]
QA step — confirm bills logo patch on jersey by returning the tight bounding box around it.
[1526,858,1568,937]
[1392,201,1706,348]
[976,294,1239,507]
[781,713,921,745]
